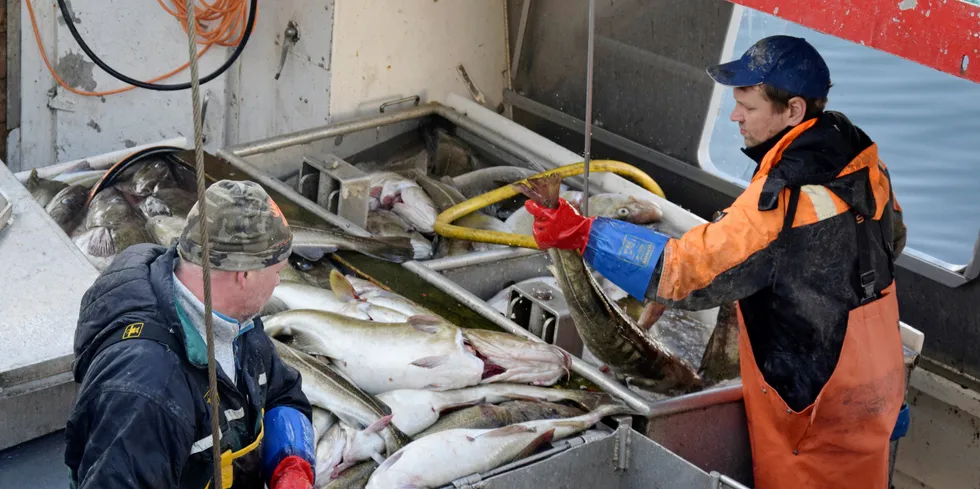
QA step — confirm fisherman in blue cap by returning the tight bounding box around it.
[527,36,909,488]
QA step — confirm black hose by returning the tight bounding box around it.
[55,0,257,91]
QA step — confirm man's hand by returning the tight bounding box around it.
[525,198,596,253]
[269,455,314,489]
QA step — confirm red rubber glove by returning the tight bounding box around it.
[525,198,595,253]
[269,455,314,489]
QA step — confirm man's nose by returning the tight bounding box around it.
[730,107,742,122]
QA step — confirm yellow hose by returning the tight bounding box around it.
[433,160,665,249]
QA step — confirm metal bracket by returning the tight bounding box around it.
[297,155,371,230]
[379,95,421,113]
[506,282,582,356]
[709,471,752,489]
[612,415,633,471]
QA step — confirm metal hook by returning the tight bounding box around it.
[275,22,300,80]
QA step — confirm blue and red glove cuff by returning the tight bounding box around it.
[582,217,669,300]
[263,406,316,482]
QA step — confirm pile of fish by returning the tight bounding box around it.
[26,158,418,271]
[264,268,629,488]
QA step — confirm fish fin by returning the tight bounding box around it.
[410,355,450,369]
[513,429,556,461]
[330,461,357,479]
[407,315,443,333]
[27,169,39,191]
[88,227,116,257]
[480,424,535,439]
[375,449,404,473]
[439,397,487,413]
[329,269,359,302]
[364,415,392,434]
[512,174,562,209]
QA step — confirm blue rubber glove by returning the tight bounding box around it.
[581,217,670,300]
[263,407,316,487]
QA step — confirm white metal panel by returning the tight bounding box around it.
[329,0,506,118]
[227,0,336,145]
[21,1,233,170]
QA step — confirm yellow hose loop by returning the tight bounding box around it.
[433,160,665,250]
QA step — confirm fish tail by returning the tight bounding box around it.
[512,174,562,209]
[361,236,416,263]
[88,227,116,257]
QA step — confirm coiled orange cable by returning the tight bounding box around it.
[25,0,254,97]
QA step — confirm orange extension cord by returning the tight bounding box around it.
[25,0,255,97]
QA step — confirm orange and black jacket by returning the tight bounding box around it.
[648,111,906,411]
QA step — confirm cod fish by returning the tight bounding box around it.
[416,400,586,438]
[366,209,433,260]
[86,187,141,229]
[273,340,410,460]
[291,225,415,264]
[377,384,607,436]
[131,159,180,196]
[45,184,90,233]
[515,175,702,394]
[264,311,485,394]
[365,403,629,489]
[146,215,185,247]
[27,169,68,207]
[368,172,438,234]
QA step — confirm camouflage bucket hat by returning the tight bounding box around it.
[178,180,292,272]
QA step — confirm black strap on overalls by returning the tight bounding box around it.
[782,186,882,305]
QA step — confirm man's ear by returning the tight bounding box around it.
[787,97,807,125]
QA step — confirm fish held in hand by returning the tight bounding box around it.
[514,175,702,394]
[264,311,485,394]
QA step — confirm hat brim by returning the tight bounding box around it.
[706,58,765,88]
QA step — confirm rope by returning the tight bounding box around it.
[182,0,223,486]
[25,0,252,97]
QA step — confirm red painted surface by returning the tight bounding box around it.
[727,0,980,84]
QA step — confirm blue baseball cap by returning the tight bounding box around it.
[707,35,831,99]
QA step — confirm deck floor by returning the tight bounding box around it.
[0,431,68,488]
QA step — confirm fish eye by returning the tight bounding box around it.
[617,207,630,217]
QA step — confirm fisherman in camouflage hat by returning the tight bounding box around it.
[67,179,317,489]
